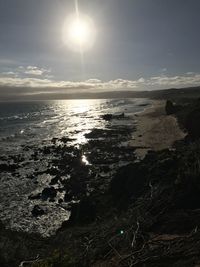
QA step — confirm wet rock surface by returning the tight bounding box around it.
[32,205,45,217]
[101,113,126,121]
[41,187,57,201]
[0,163,18,173]
[0,111,137,238]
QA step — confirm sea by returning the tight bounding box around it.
[0,98,151,236]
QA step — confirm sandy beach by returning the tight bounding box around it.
[130,100,186,158]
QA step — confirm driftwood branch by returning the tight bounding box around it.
[19,255,40,267]
[131,221,140,248]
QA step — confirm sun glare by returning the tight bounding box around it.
[62,14,96,52]
[69,19,90,44]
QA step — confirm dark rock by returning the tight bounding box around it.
[138,103,149,107]
[51,137,58,144]
[143,150,158,161]
[67,197,96,225]
[185,108,200,139]
[60,137,74,143]
[116,112,125,119]
[49,176,59,185]
[0,163,18,173]
[64,193,73,202]
[101,114,113,121]
[23,146,31,151]
[27,174,35,180]
[165,100,176,115]
[58,198,63,204]
[43,146,51,154]
[109,163,148,205]
[28,193,41,200]
[68,175,87,197]
[31,152,38,160]
[41,187,57,201]
[165,100,181,115]
[85,129,107,139]
[12,155,25,163]
[101,113,125,121]
[46,167,60,176]
[31,205,45,217]
[85,128,120,139]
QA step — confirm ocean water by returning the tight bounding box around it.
[0,98,151,153]
[0,98,151,236]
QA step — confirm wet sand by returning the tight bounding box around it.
[130,100,186,159]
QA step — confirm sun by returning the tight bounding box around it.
[68,18,90,45]
[62,14,96,52]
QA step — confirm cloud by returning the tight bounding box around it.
[85,79,102,83]
[0,65,51,79]
[1,71,17,76]
[148,73,200,87]
[23,66,51,76]
[0,71,200,100]
[186,72,195,75]
[161,68,167,72]
[0,75,143,90]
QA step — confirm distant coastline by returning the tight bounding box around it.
[1,85,200,102]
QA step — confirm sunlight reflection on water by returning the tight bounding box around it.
[82,154,91,165]
[0,98,152,236]
[51,99,105,146]
[0,98,152,152]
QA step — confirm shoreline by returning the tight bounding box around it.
[130,100,186,159]
[2,97,200,266]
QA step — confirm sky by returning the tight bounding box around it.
[0,0,200,99]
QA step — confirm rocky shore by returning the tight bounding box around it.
[1,97,200,266]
